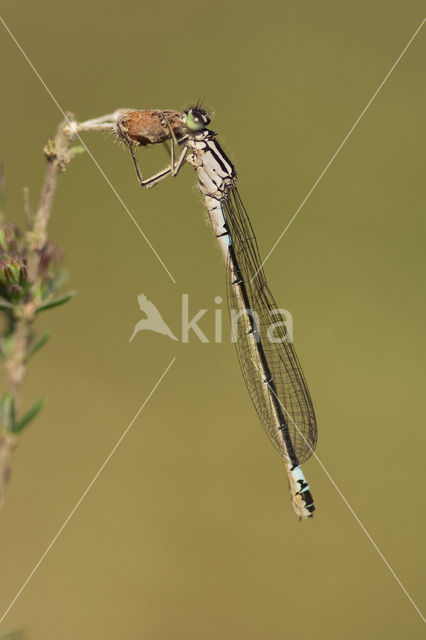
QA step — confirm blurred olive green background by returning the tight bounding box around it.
[0,1,425,638]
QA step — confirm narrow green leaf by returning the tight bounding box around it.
[13,396,46,434]
[36,291,75,313]
[49,268,69,292]
[0,393,15,431]
[0,297,13,311]
[69,145,86,156]
[27,330,51,359]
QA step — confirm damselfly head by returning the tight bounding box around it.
[184,108,211,131]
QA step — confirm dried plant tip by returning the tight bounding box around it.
[0,256,27,286]
[19,265,27,285]
[0,222,23,253]
[39,242,63,279]
[3,265,14,285]
[0,255,29,303]
[63,120,78,136]
[43,138,57,161]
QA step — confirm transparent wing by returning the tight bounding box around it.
[224,188,317,464]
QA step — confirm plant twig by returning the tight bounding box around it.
[0,107,126,510]
[28,116,75,278]
[0,116,78,511]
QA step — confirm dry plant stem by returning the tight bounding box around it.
[0,110,123,509]
[31,158,58,249]
[4,318,29,402]
[65,108,126,134]
[0,118,74,510]
[29,118,74,277]
[12,118,73,389]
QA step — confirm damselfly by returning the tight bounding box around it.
[118,107,318,519]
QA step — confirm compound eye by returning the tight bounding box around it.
[185,108,210,131]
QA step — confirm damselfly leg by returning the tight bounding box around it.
[160,112,190,176]
[120,137,188,189]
